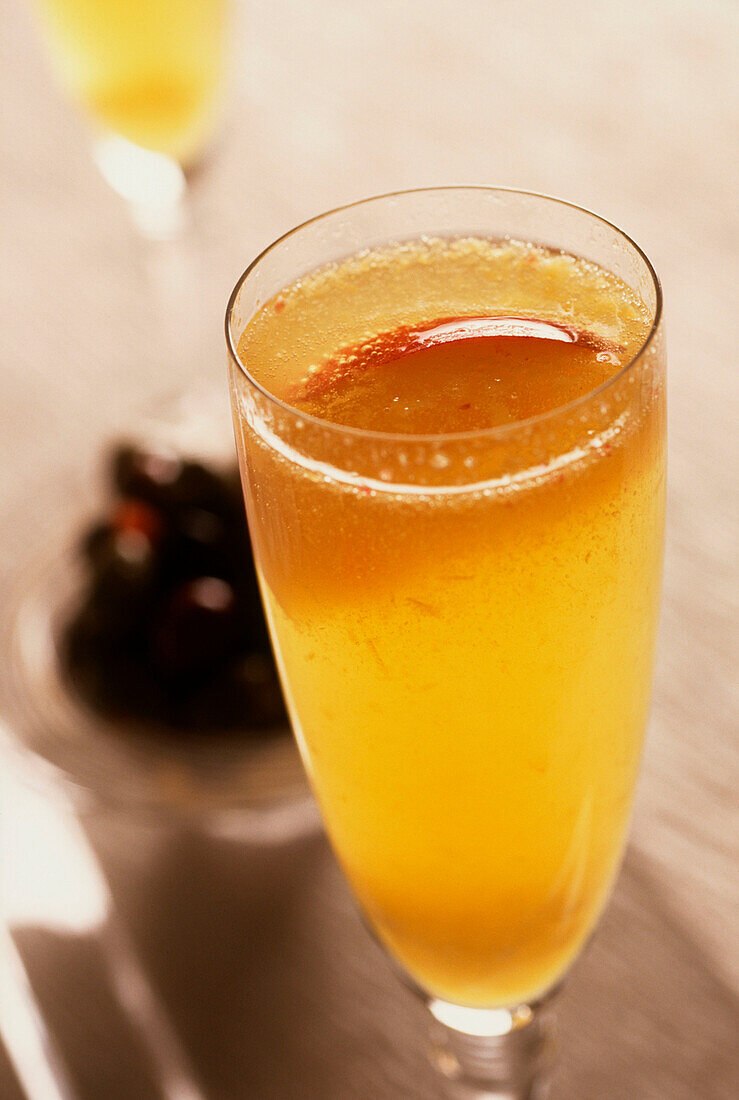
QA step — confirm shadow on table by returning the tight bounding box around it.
[11,828,739,1100]
[556,849,738,1099]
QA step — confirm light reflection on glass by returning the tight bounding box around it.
[93,135,186,239]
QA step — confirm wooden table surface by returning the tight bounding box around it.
[1,1,737,1097]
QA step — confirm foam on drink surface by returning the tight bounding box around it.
[238,237,651,432]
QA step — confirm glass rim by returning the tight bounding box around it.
[225,185,662,445]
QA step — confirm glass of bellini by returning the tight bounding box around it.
[30,0,230,237]
[225,188,666,1097]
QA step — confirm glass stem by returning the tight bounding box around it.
[427,998,555,1099]
[93,134,189,241]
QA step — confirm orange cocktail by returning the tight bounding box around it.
[32,0,228,163]
[227,191,665,1021]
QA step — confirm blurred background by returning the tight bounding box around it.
[1,0,737,1097]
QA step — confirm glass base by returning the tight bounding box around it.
[428,999,554,1099]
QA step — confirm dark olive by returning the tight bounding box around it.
[111,444,183,507]
[64,448,286,735]
[150,577,238,677]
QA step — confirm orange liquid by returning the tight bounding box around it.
[32,0,227,162]
[291,313,621,432]
[232,239,665,1007]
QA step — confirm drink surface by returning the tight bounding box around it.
[232,238,665,1007]
[32,0,227,162]
[290,313,621,434]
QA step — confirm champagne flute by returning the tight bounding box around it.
[226,187,665,1096]
[27,0,235,437]
[29,0,231,238]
